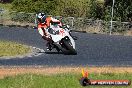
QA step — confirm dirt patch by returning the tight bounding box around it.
[0,66,132,79]
[125,30,132,36]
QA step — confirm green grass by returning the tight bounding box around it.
[0,73,131,88]
[0,41,30,57]
[0,3,12,10]
[0,3,12,21]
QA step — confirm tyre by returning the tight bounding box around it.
[62,40,77,55]
[54,45,61,52]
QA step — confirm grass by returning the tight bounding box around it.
[0,41,31,57]
[0,73,131,88]
[0,3,12,10]
[0,3,12,25]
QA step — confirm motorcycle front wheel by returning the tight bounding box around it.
[61,40,77,55]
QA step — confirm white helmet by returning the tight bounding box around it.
[37,13,46,23]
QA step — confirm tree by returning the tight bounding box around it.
[104,0,113,6]
[104,0,132,21]
[88,0,104,19]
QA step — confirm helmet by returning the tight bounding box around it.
[37,13,46,23]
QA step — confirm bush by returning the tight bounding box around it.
[11,0,132,22]
[11,0,59,14]
[88,0,104,19]
[10,12,35,23]
[11,0,91,17]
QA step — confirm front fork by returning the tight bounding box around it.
[69,30,78,40]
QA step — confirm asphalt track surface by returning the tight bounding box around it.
[0,26,132,67]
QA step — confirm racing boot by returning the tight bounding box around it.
[46,42,52,51]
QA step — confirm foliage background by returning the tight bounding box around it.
[1,0,132,22]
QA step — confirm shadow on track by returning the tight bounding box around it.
[45,51,63,54]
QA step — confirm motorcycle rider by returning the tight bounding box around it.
[36,12,63,50]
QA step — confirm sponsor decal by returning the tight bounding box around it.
[60,29,65,36]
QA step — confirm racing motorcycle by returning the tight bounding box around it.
[46,22,77,55]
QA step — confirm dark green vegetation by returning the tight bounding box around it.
[0,73,131,88]
[10,0,132,21]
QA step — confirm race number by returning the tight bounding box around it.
[60,29,65,36]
